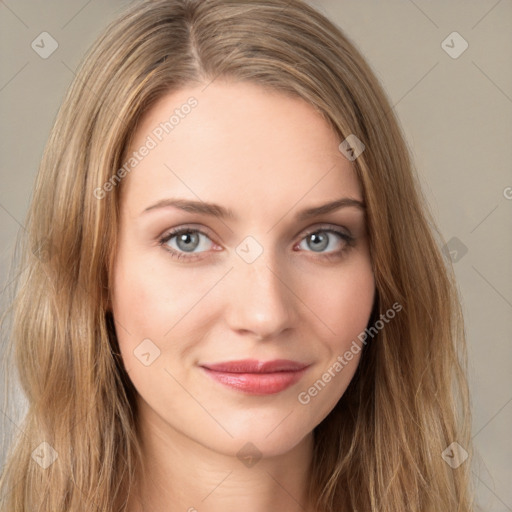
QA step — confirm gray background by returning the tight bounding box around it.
[1,1,511,510]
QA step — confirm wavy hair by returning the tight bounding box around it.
[0,0,475,510]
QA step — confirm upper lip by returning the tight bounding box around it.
[200,359,309,373]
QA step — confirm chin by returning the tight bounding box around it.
[196,410,317,461]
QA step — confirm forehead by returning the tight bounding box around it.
[120,81,362,217]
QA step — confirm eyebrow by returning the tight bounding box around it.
[142,197,365,220]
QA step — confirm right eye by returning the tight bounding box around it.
[159,227,217,261]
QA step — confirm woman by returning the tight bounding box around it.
[0,0,476,510]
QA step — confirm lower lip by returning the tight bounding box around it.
[201,367,308,395]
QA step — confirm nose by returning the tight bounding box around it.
[224,249,298,341]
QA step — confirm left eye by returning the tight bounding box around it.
[297,229,353,254]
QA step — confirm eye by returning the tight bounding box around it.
[159,227,216,261]
[295,227,355,259]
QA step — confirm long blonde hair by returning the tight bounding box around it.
[0,0,475,510]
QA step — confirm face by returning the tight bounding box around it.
[110,80,375,459]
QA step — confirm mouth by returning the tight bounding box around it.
[199,359,311,395]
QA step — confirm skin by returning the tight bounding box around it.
[110,80,375,512]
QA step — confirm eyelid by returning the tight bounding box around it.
[299,222,352,238]
[159,222,352,244]
[159,224,215,242]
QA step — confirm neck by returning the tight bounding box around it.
[124,397,316,512]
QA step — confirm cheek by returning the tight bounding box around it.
[111,246,205,334]
[110,247,170,371]
[110,246,221,375]
[306,250,375,347]
[295,251,375,407]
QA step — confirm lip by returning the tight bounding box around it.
[200,359,310,395]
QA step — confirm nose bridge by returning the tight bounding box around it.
[226,235,296,339]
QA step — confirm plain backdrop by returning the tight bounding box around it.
[1,1,511,510]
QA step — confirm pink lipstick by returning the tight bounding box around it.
[200,359,310,395]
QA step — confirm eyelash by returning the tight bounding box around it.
[158,225,356,262]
